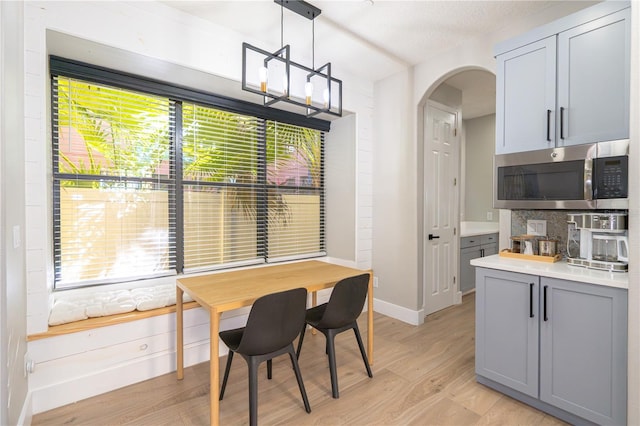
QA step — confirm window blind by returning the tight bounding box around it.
[182,103,265,272]
[53,76,176,288]
[266,122,326,261]
[51,58,327,290]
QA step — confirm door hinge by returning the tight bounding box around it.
[454,178,457,186]
[454,128,457,137]
[453,276,456,284]
[454,227,457,236]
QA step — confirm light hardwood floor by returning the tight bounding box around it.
[32,294,567,425]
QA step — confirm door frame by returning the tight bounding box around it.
[422,100,462,317]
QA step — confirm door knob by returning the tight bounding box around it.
[428,234,440,240]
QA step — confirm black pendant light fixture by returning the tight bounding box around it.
[242,0,342,117]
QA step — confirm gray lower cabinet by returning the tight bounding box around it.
[539,277,628,425]
[475,269,539,397]
[476,268,628,425]
[460,233,498,293]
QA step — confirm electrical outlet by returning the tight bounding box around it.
[373,276,379,288]
[486,211,493,221]
[527,220,547,236]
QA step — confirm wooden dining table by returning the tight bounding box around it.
[175,260,374,426]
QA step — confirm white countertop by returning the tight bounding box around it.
[460,221,500,237]
[471,254,628,289]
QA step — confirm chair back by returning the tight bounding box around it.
[237,287,308,356]
[318,274,370,329]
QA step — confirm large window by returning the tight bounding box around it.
[52,59,326,289]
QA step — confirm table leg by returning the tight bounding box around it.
[210,310,221,426]
[311,291,317,335]
[367,272,374,365]
[176,286,184,380]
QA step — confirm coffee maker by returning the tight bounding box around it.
[566,212,628,272]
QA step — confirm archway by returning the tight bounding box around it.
[418,67,497,316]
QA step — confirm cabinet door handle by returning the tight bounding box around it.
[560,107,565,140]
[529,283,534,318]
[480,248,485,257]
[546,109,551,142]
[543,285,549,321]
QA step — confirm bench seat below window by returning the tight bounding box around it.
[28,284,197,341]
[28,300,200,341]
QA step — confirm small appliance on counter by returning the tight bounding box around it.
[566,212,628,272]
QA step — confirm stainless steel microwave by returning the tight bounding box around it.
[494,140,629,210]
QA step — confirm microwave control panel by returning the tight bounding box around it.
[594,156,628,199]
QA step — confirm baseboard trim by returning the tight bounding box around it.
[17,391,32,426]
[373,298,423,325]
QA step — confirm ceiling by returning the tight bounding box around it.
[160,0,592,118]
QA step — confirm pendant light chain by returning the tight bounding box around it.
[312,17,315,70]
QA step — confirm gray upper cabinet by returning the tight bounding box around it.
[557,8,630,146]
[495,2,630,155]
[496,37,556,154]
[539,277,628,425]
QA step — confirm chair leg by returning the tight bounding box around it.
[326,331,340,399]
[353,323,373,378]
[248,357,259,426]
[288,346,312,413]
[219,351,234,401]
[296,324,307,359]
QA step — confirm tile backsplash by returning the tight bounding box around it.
[510,210,576,257]
[512,209,630,258]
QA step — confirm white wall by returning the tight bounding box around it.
[463,114,496,222]
[1,1,28,425]
[1,4,6,423]
[326,115,356,261]
[372,69,420,322]
[21,0,374,415]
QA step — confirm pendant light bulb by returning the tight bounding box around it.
[305,82,314,105]
[323,87,330,109]
[259,66,268,92]
[282,73,289,97]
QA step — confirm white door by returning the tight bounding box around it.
[424,101,459,315]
